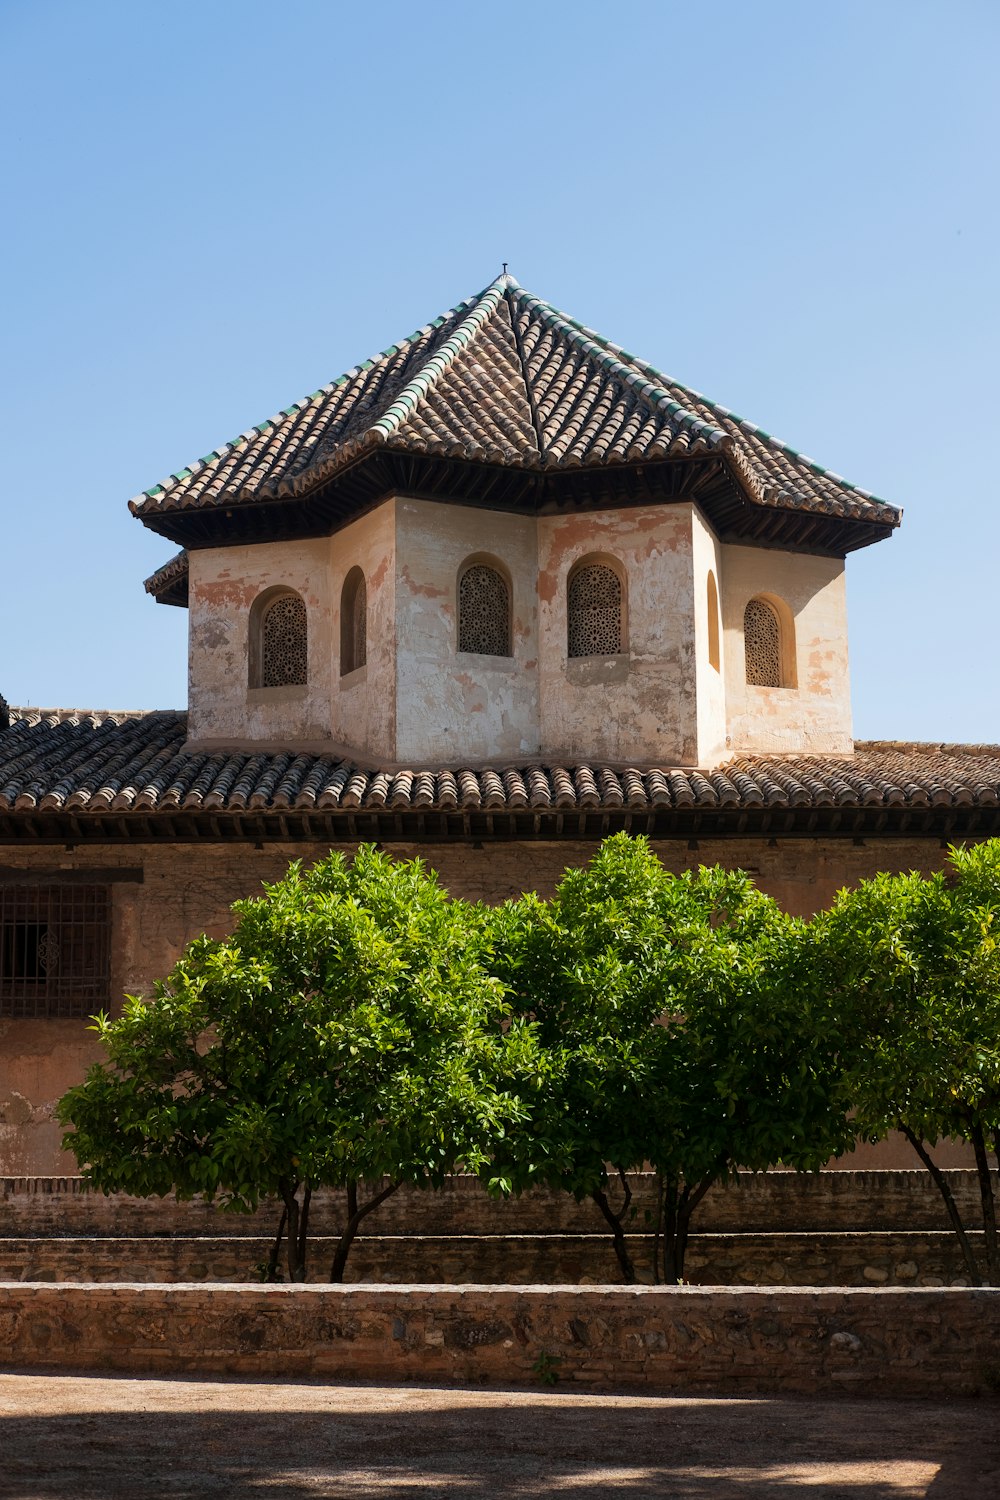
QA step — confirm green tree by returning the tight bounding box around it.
[820,841,1000,1286]
[488,835,854,1283]
[58,846,528,1282]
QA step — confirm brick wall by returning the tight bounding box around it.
[2,1282,998,1395]
[0,1230,979,1288]
[0,1170,983,1237]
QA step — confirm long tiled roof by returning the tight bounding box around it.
[1,710,995,842]
[131,275,900,532]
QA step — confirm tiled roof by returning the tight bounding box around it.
[131,276,900,533]
[1,710,995,842]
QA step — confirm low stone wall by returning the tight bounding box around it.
[0,1170,982,1237]
[0,1230,979,1288]
[1,1283,997,1395]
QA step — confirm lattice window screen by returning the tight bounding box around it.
[0,885,110,1019]
[262,594,308,687]
[744,598,781,686]
[458,566,510,656]
[567,564,622,658]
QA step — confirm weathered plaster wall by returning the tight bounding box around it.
[187,539,335,746]
[721,544,852,756]
[393,499,539,763]
[691,507,727,766]
[537,505,699,765]
[0,835,973,1177]
[330,502,397,762]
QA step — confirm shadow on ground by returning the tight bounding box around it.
[0,1374,998,1498]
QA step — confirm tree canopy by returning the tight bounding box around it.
[58,846,531,1281]
[486,834,855,1282]
[821,841,1000,1284]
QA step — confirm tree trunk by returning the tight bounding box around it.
[902,1125,983,1285]
[265,1204,288,1282]
[661,1174,716,1284]
[651,1171,665,1286]
[970,1123,998,1283]
[591,1169,635,1285]
[329,1178,401,1283]
[293,1183,312,1283]
[279,1179,302,1283]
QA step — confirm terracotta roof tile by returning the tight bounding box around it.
[134,276,900,556]
[5,713,1000,836]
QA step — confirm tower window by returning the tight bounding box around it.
[341,567,367,676]
[259,591,308,687]
[744,597,782,687]
[458,563,511,656]
[567,562,622,658]
[707,570,721,672]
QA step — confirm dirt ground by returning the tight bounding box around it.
[0,1373,998,1499]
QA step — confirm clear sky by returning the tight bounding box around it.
[2,0,997,743]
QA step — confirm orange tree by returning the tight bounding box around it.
[58,846,533,1282]
[819,841,1000,1286]
[486,835,854,1283]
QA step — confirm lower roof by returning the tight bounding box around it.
[0,708,997,844]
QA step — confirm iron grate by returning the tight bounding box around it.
[0,885,111,1019]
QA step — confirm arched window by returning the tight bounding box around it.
[341,567,367,676]
[744,597,782,687]
[249,589,308,688]
[458,562,511,656]
[567,561,623,658]
[707,570,721,672]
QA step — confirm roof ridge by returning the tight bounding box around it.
[508,286,731,454]
[129,283,501,511]
[363,277,510,446]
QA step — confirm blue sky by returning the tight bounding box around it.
[2,0,997,742]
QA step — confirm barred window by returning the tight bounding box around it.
[744,597,782,686]
[258,591,308,687]
[0,885,111,1019]
[341,567,367,676]
[567,563,622,658]
[458,564,511,656]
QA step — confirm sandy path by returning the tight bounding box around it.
[0,1372,997,1498]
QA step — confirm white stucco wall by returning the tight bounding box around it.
[330,503,397,762]
[187,538,335,746]
[536,505,700,766]
[691,507,727,766]
[393,498,539,764]
[721,544,852,756]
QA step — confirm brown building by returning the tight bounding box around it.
[1,273,993,1174]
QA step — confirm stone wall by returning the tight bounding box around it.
[2,1283,998,1394]
[0,1231,980,1289]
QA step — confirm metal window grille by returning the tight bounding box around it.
[567,564,622,658]
[0,885,111,1019]
[744,598,782,687]
[262,593,308,687]
[458,565,510,656]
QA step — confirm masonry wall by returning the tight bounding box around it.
[0,835,976,1177]
[721,543,852,756]
[393,498,539,762]
[537,505,699,765]
[2,1283,998,1394]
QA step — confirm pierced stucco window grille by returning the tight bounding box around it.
[744,598,782,687]
[261,593,308,687]
[0,884,111,1019]
[341,567,367,675]
[458,565,511,656]
[567,564,622,658]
